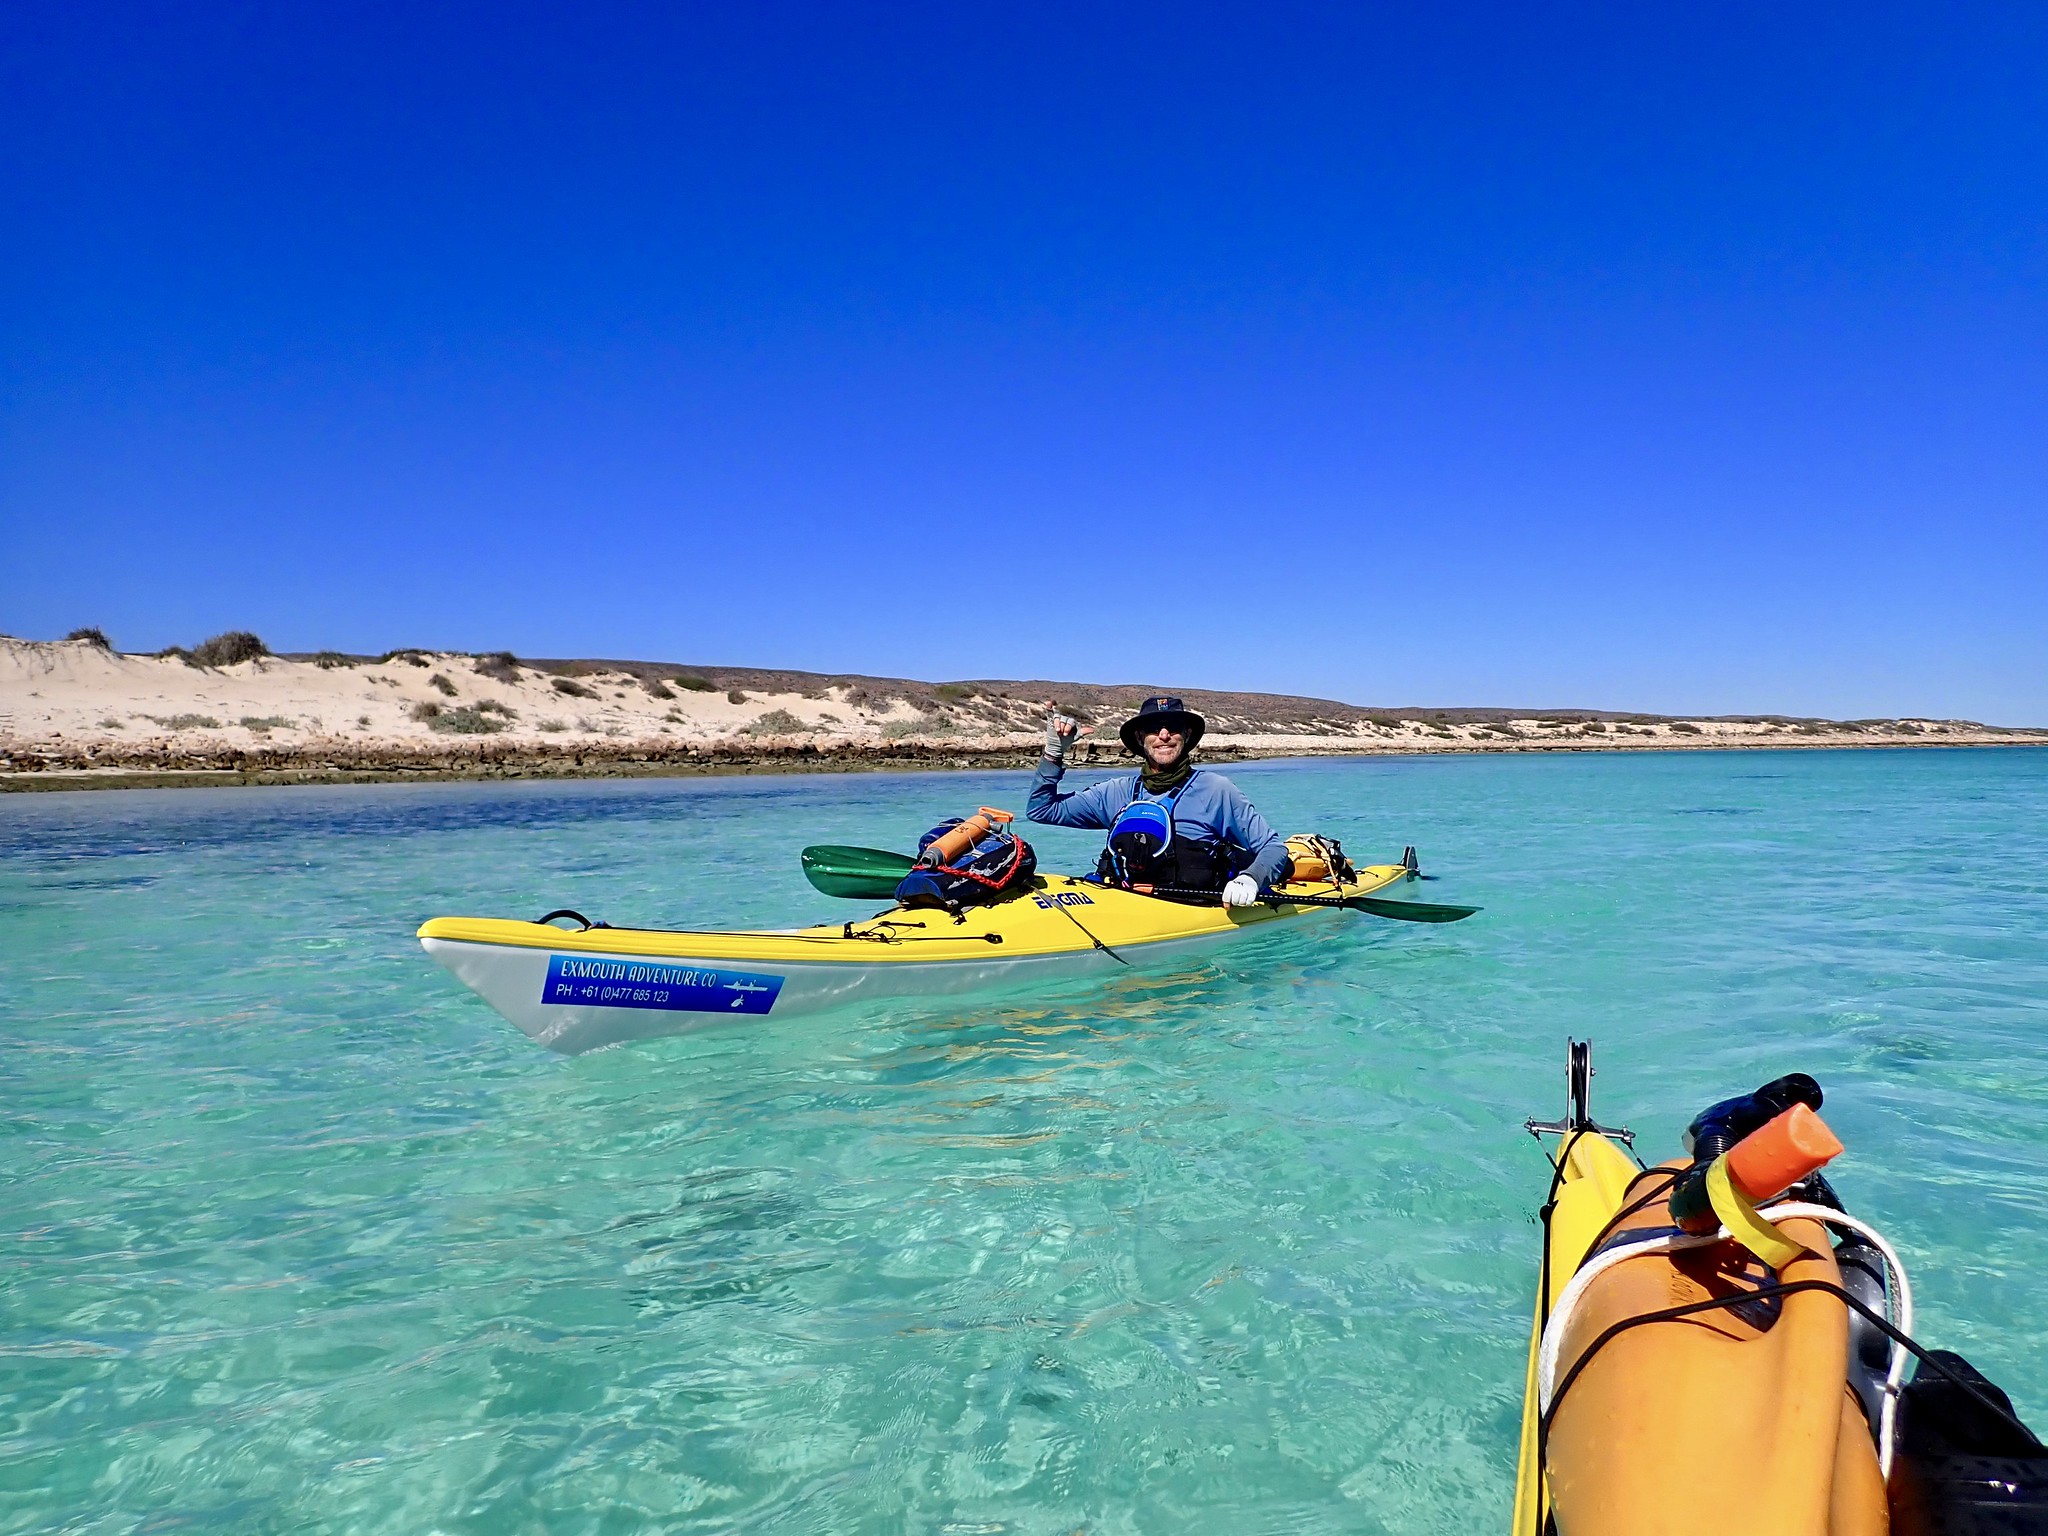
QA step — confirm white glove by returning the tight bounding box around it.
[1221,874,1260,907]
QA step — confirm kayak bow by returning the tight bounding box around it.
[1514,1040,2048,1536]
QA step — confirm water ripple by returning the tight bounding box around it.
[2,747,2045,1532]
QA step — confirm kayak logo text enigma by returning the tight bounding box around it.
[1032,890,1095,910]
[541,955,784,1015]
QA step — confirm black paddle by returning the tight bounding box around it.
[1129,884,1481,923]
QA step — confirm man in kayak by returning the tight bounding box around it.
[1028,695,1287,906]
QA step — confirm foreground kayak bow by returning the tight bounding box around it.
[1515,1040,2048,1536]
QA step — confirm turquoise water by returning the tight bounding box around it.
[5,748,2045,1534]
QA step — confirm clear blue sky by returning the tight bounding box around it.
[4,4,2044,721]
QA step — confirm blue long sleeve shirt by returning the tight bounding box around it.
[1026,757,1289,887]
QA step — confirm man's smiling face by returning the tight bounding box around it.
[1142,725,1185,768]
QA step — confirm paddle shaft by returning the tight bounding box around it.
[1129,884,1480,923]
[800,847,1479,921]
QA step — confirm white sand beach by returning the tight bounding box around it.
[3,636,2040,790]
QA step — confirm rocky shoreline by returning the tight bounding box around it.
[7,728,2044,794]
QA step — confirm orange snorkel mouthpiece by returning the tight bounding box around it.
[1725,1103,1844,1203]
[1670,1103,1844,1235]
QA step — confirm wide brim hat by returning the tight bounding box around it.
[1119,695,1207,755]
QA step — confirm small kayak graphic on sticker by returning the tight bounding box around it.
[541,955,785,1015]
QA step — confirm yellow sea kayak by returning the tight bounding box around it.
[421,860,1418,1053]
[1514,1042,2048,1536]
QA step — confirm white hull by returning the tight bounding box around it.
[421,917,1314,1054]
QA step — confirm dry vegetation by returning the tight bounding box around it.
[3,631,2042,791]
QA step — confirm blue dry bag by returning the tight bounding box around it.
[894,820,1036,912]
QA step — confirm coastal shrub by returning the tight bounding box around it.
[727,689,748,704]
[842,685,875,708]
[99,717,125,729]
[673,675,713,691]
[155,646,193,663]
[190,630,269,667]
[552,677,597,699]
[748,709,806,735]
[380,650,432,667]
[1582,722,1607,734]
[642,677,675,700]
[1670,722,1702,735]
[474,699,516,718]
[428,673,458,697]
[883,715,959,740]
[312,651,354,669]
[473,651,521,683]
[410,701,443,722]
[935,683,975,702]
[152,714,223,730]
[430,706,509,735]
[537,718,567,733]
[65,627,112,649]
[355,715,371,728]
[239,716,292,732]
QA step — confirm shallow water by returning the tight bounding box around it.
[4,748,2045,1534]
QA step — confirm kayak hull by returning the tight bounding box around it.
[425,922,1233,1053]
[421,865,1413,1053]
[1514,1128,1886,1536]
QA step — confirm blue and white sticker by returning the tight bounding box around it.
[541,955,784,1014]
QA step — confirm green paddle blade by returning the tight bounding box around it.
[1347,895,1481,923]
[800,844,916,899]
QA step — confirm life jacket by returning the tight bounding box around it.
[1095,772,1238,899]
[895,817,1036,913]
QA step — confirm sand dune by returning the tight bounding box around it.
[3,636,2040,790]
